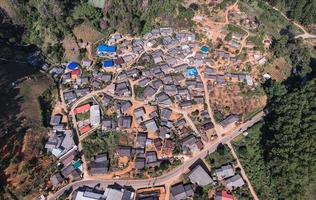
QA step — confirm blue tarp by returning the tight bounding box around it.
[67,62,79,70]
[200,46,209,53]
[97,44,116,53]
[187,67,198,77]
[102,60,114,67]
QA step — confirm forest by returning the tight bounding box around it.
[263,0,316,25]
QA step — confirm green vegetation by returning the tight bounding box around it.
[75,111,90,121]
[271,36,312,79]
[263,0,316,25]
[134,85,145,98]
[232,122,276,199]
[216,0,235,9]
[193,184,214,200]
[213,110,224,123]
[225,24,247,35]
[38,84,57,127]
[81,131,122,161]
[206,144,235,169]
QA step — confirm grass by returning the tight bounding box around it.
[75,111,90,121]
[232,122,277,200]
[225,24,248,36]
[243,107,263,121]
[205,144,235,169]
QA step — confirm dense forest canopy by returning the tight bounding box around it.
[261,77,316,200]
[263,0,316,25]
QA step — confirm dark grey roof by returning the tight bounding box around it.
[145,151,158,163]
[116,146,132,157]
[135,157,146,170]
[215,164,234,180]
[61,163,75,177]
[50,115,62,126]
[171,183,194,200]
[188,165,214,186]
[143,119,158,132]
[50,173,63,187]
[163,84,178,96]
[179,100,192,108]
[225,174,245,191]
[174,118,186,128]
[75,87,90,97]
[102,94,113,106]
[63,90,77,102]
[138,78,151,87]
[159,126,169,139]
[120,100,133,112]
[143,85,156,98]
[160,108,172,120]
[155,92,172,105]
[90,160,109,174]
[220,115,239,128]
[151,79,163,89]
[134,107,146,119]
[118,116,132,129]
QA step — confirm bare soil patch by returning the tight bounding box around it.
[209,83,267,120]
[63,36,80,61]
[73,23,105,43]
[265,57,291,81]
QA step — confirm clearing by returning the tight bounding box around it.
[73,22,105,43]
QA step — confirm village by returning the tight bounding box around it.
[41,3,271,199]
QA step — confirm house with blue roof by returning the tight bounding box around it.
[186,67,198,77]
[102,60,114,68]
[67,62,79,70]
[200,46,209,53]
[97,44,116,56]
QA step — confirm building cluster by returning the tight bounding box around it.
[170,160,245,200]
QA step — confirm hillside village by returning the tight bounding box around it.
[40,3,272,200]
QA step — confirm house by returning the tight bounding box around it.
[115,81,131,96]
[75,87,90,97]
[136,132,147,148]
[174,118,186,128]
[215,164,234,180]
[188,165,214,186]
[138,78,151,87]
[45,130,75,158]
[143,85,156,99]
[163,139,175,154]
[118,116,132,129]
[90,105,101,126]
[159,126,169,139]
[82,60,92,68]
[71,69,81,79]
[134,107,146,121]
[114,57,125,67]
[74,104,91,115]
[179,100,193,109]
[160,108,172,120]
[72,186,105,200]
[67,61,79,70]
[116,146,132,157]
[97,44,116,56]
[90,153,109,175]
[80,124,91,134]
[104,183,135,200]
[202,122,214,131]
[137,190,160,200]
[220,115,239,128]
[145,151,158,164]
[92,80,102,89]
[135,157,146,171]
[151,79,163,89]
[59,147,78,166]
[50,172,63,187]
[119,100,133,113]
[164,84,178,96]
[102,60,115,68]
[102,119,117,130]
[215,191,234,200]
[181,134,203,152]
[102,94,113,106]
[153,138,163,151]
[100,73,112,82]
[225,174,245,191]
[63,90,77,103]
[142,119,158,132]
[50,115,62,126]
[61,163,76,178]
[173,64,188,73]
[170,183,194,200]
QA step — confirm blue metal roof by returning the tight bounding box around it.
[97,44,116,53]
[102,60,114,67]
[200,46,209,53]
[67,62,79,70]
[186,67,198,77]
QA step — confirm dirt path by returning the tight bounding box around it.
[227,142,259,200]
